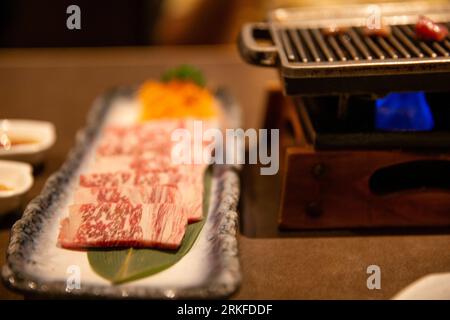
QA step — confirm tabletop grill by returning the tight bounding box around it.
[278,24,450,62]
[239,2,450,94]
[238,2,450,230]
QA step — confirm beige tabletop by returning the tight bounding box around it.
[1,45,450,300]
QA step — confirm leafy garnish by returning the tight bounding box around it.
[161,64,206,87]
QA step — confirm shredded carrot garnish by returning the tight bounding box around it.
[138,80,217,120]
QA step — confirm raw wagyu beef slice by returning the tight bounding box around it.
[74,185,180,205]
[179,183,204,222]
[79,168,204,189]
[58,202,187,249]
[79,171,172,188]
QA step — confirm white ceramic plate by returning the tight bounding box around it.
[2,88,241,299]
[0,119,56,164]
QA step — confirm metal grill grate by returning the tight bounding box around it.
[238,5,450,94]
[278,24,450,64]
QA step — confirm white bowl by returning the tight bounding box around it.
[0,119,56,164]
[0,160,33,215]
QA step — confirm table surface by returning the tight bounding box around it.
[1,45,450,300]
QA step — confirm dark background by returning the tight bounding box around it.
[0,0,415,47]
[0,0,258,47]
[0,0,161,47]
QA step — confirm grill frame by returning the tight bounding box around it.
[272,25,450,77]
[238,2,450,94]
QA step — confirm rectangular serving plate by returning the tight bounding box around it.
[2,87,241,299]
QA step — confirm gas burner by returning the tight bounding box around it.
[297,92,450,150]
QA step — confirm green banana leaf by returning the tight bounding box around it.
[87,167,212,284]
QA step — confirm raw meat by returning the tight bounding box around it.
[74,185,180,205]
[179,183,203,222]
[58,202,187,249]
[96,120,217,158]
[363,24,391,37]
[75,183,203,222]
[321,25,349,36]
[90,154,173,173]
[416,16,448,41]
[79,169,202,189]
[58,118,213,249]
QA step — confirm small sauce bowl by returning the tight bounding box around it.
[0,160,33,215]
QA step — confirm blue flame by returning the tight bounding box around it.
[375,92,434,131]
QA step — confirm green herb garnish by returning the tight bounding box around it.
[161,64,206,87]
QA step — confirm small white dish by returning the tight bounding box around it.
[0,160,33,215]
[0,119,56,164]
[392,273,450,300]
